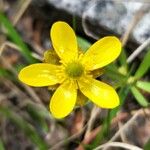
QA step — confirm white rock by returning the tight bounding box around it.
[47,0,150,43]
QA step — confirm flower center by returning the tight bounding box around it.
[65,62,84,78]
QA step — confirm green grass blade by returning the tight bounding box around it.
[144,139,150,150]
[0,68,10,77]
[0,106,48,150]
[0,138,5,150]
[77,36,92,52]
[131,86,149,107]
[118,48,128,68]
[0,12,37,63]
[72,15,76,32]
[136,81,150,93]
[105,66,127,81]
[0,68,17,81]
[134,49,150,79]
[107,62,119,72]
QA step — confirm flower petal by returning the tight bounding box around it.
[50,80,77,119]
[81,36,121,70]
[18,63,62,87]
[78,76,119,108]
[50,21,78,63]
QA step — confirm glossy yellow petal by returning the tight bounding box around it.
[18,63,62,87]
[50,80,77,119]
[78,76,119,108]
[81,36,121,70]
[50,21,78,63]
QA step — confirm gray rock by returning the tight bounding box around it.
[47,0,150,43]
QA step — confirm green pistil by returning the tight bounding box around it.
[65,62,84,78]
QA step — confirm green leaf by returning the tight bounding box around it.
[77,36,92,52]
[136,81,150,93]
[0,106,48,150]
[135,49,150,79]
[0,68,16,81]
[0,68,9,77]
[107,62,118,72]
[0,138,5,150]
[118,48,128,68]
[144,139,150,150]
[0,12,37,63]
[105,65,127,82]
[131,86,149,107]
[72,15,76,32]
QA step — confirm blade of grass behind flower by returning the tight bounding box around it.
[131,86,149,107]
[77,36,92,52]
[0,138,5,150]
[144,139,150,150]
[0,68,17,81]
[72,15,76,32]
[0,12,37,63]
[118,48,128,68]
[0,68,10,77]
[105,65,127,82]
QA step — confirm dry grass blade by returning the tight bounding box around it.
[94,142,143,150]
[0,41,20,56]
[12,0,32,25]
[101,109,144,150]
[84,106,101,139]
[118,121,129,143]
[127,37,150,63]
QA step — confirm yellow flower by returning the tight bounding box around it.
[18,21,121,119]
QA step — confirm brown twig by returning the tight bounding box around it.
[12,0,32,25]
